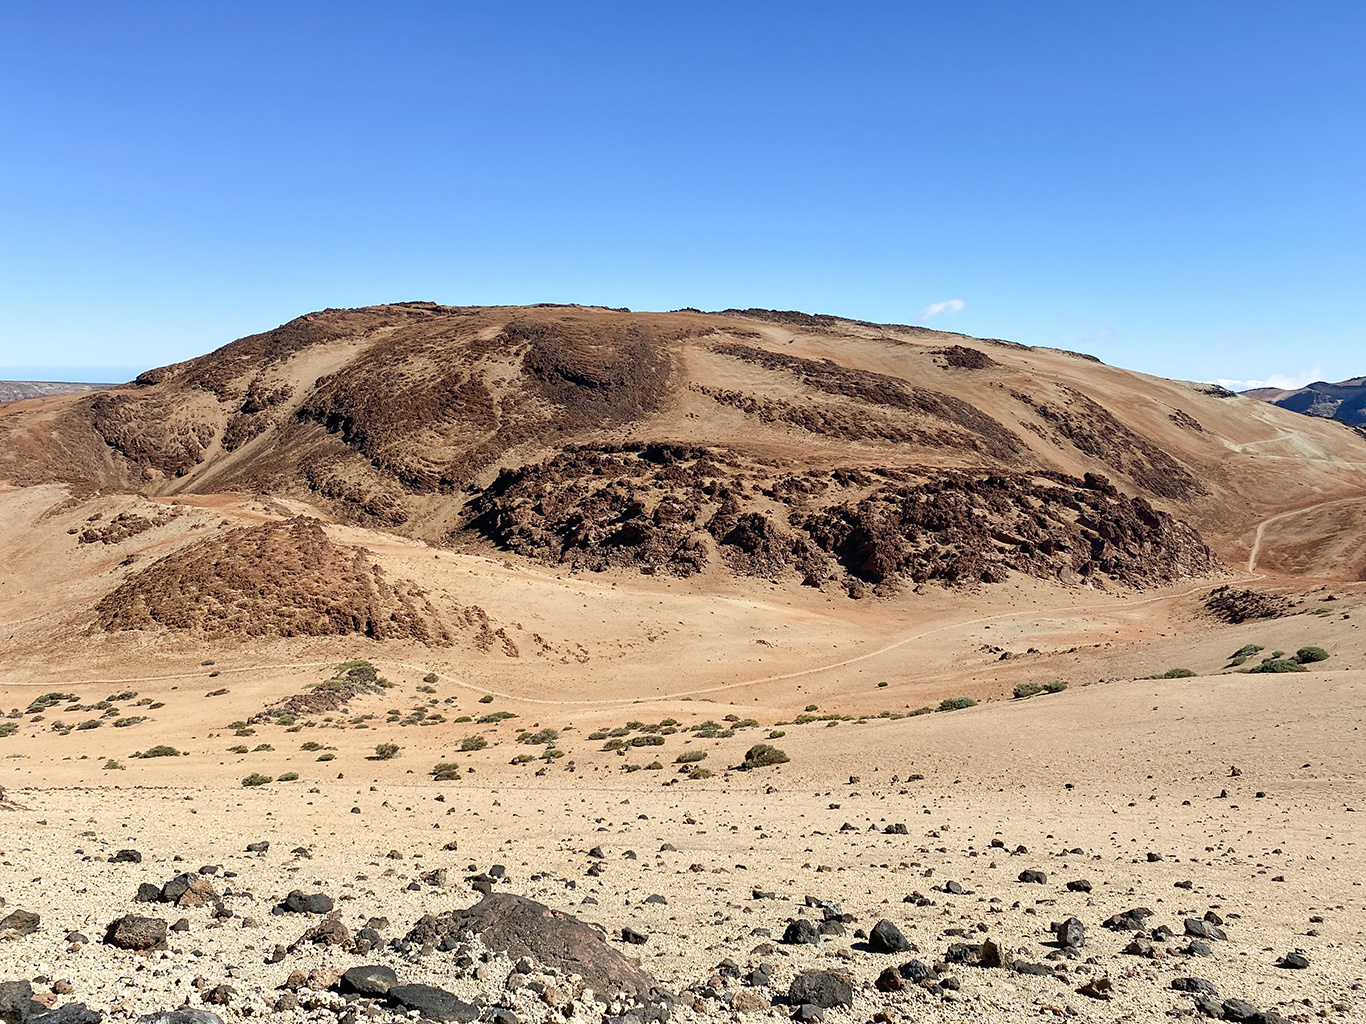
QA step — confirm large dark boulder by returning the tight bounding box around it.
[340,966,397,997]
[0,982,42,1024]
[788,971,854,1009]
[280,891,333,914]
[387,985,479,1022]
[404,894,655,1000]
[29,1004,102,1024]
[867,919,910,953]
[103,915,168,951]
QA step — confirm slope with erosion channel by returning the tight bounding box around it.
[2,302,1364,589]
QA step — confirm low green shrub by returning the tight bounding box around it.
[431,762,461,781]
[459,735,488,752]
[1042,680,1068,693]
[742,743,789,768]
[1296,646,1329,664]
[241,773,272,787]
[133,745,180,758]
[301,741,324,751]
[316,753,335,761]
[937,696,977,712]
[511,753,535,764]
[423,672,439,684]
[630,735,664,747]
[602,738,626,751]
[374,742,400,759]
[478,694,494,703]
[1249,658,1306,673]
[518,728,559,745]
[1013,683,1043,699]
[253,743,273,752]
[675,749,707,764]
[228,745,248,754]
[688,766,713,779]
[277,771,299,782]
[768,729,786,738]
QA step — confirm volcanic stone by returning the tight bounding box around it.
[788,971,854,1010]
[103,915,168,951]
[867,919,910,954]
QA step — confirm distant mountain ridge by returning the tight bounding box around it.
[0,380,114,403]
[1243,377,1366,427]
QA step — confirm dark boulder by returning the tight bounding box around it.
[1172,978,1219,997]
[280,891,333,914]
[103,915,168,951]
[1017,870,1047,884]
[340,966,397,997]
[1065,879,1092,893]
[387,985,479,1022]
[1184,918,1227,941]
[867,919,910,954]
[781,919,820,946]
[897,960,933,983]
[787,971,854,1010]
[402,893,655,1000]
[108,850,142,864]
[1103,908,1153,931]
[0,981,41,1024]
[135,883,162,903]
[1051,917,1085,949]
[28,1005,101,1024]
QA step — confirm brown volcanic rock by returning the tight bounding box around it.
[93,516,452,642]
[465,445,1215,590]
[6,301,1366,579]
[405,893,655,1000]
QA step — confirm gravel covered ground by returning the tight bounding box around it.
[2,667,1364,1024]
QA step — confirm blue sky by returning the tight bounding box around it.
[1,2,1362,386]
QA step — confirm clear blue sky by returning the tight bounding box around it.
[1,1,1362,386]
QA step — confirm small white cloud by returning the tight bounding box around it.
[919,298,965,321]
[1213,361,1322,391]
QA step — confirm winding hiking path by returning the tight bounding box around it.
[1246,497,1366,572]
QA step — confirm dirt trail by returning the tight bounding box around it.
[1246,496,1366,571]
